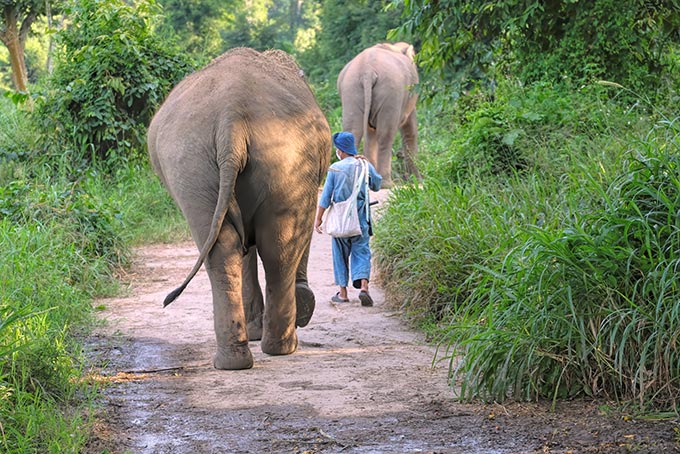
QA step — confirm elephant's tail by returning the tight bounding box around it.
[164,155,247,308]
[361,71,376,147]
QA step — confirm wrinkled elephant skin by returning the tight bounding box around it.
[337,42,422,187]
[147,48,332,370]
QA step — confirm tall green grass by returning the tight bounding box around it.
[1,90,186,450]
[448,120,680,409]
[0,159,186,452]
[374,81,679,412]
[0,220,102,453]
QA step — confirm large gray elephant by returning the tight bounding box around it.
[337,42,422,188]
[147,48,331,370]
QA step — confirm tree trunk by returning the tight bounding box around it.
[1,4,37,93]
[6,35,28,92]
[45,0,54,74]
[289,0,301,33]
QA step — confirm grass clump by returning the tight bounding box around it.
[374,81,680,412]
[0,219,104,453]
[0,92,185,450]
[0,159,185,452]
[450,122,680,409]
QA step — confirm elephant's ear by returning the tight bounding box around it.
[404,44,416,60]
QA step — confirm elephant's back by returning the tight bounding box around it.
[154,48,317,127]
[337,45,418,96]
[148,47,331,198]
[149,48,327,166]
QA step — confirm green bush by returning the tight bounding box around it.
[0,219,104,453]
[0,170,128,268]
[0,96,41,164]
[421,80,645,184]
[373,80,680,411]
[448,120,680,409]
[35,0,193,167]
[392,0,680,92]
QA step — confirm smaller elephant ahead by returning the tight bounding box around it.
[148,48,331,370]
[337,42,422,188]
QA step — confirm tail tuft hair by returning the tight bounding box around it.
[163,285,186,307]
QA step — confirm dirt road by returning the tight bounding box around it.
[87,190,678,454]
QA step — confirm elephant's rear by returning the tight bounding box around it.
[149,48,330,190]
[147,47,331,278]
[146,48,331,370]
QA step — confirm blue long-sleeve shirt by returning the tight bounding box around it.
[319,157,382,226]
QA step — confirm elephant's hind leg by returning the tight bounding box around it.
[257,237,300,356]
[295,282,315,328]
[243,247,264,340]
[260,272,299,356]
[294,243,315,328]
[207,233,254,370]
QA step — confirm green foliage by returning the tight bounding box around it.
[374,180,520,318]
[0,211,111,453]
[0,149,187,451]
[390,0,680,91]
[420,80,644,184]
[220,0,320,55]
[448,122,680,409]
[156,0,236,60]
[34,0,193,167]
[299,0,402,83]
[0,95,40,163]
[374,80,680,411]
[0,222,99,453]
[0,171,128,267]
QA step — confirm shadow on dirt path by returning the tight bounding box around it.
[87,190,678,454]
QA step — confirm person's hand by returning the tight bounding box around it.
[314,207,326,234]
[355,155,367,161]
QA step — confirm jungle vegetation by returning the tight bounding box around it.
[0,0,679,451]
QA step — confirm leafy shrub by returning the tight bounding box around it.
[441,119,680,409]
[0,96,41,164]
[374,77,680,411]
[35,0,193,167]
[423,81,643,184]
[0,170,128,268]
[0,220,102,453]
[392,0,680,91]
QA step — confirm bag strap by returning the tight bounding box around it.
[331,160,364,203]
[351,159,370,223]
[351,160,366,200]
[363,160,370,221]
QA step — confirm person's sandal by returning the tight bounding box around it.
[359,291,373,307]
[331,292,349,303]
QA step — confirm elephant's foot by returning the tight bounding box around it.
[247,318,263,341]
[213,342,254,370]
[381,179,394,189]
[261,331,298,356]
[295,282,315,328]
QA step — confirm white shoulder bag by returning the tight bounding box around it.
[322,160,367,238]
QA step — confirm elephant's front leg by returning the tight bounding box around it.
[206,234,253,370]
[242,246,264,340]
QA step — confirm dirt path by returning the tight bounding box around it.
[87,191,678,454]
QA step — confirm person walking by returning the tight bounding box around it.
[314,131,382,306]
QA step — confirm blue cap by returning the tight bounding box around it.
[332,131,357,155]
